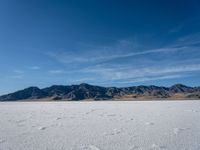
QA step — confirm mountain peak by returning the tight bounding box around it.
[170,84,192,93]
[25,86,41,90]
[0,83,199,101]
[79,83,92,86]
[0,86,47,101]
[171,84,188,88]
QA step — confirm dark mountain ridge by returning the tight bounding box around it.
[0,83,200,101]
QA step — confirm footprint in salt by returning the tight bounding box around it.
[85,112,90,115]
[192,110,199,113]
[0,138,5,144]
[75,145,101,150]
[150,144,167,150]
[129,145,139,150]
[126,118,135,123]
[107,114,117,117]
[173,128,181,135]
[55,117,61,120]
[16,119,27,126]
[173,127,189,135]
[87,145,101,150]
[145,122,154,125]
[90,109,96,113]
[104,128,123,136]
[38,126,47,130]
[17,124,25,127]
[70,116,76,119]
[129,134,138,139]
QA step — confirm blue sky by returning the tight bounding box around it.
[0,0,200,94]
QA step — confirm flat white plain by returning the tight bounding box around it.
[0,100,200,150]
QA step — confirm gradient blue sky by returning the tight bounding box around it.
[0,0,200,94]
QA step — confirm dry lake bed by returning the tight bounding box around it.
[0,100,200,150]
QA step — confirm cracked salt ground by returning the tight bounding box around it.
[0,101,200,150]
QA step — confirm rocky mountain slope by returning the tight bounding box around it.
[0,83,200,101]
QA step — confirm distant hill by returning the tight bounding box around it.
[0,83,200,101]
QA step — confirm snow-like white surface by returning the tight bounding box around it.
[0,101,200,150]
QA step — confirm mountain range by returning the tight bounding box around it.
[0,83,200,101]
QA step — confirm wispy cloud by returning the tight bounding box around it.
[8,69,25,79]
[175,32,200,47]
[48,36,200,67]
[95,74,184,85]
[49,70,65,74]
[71,77,96,83]
[13,70,24,74]
[28,66,40,70]
[46,35,200,85]
[47,40,186,64]
[82,63,200,82]
[119,74,184,84]
[8,75,23,79]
